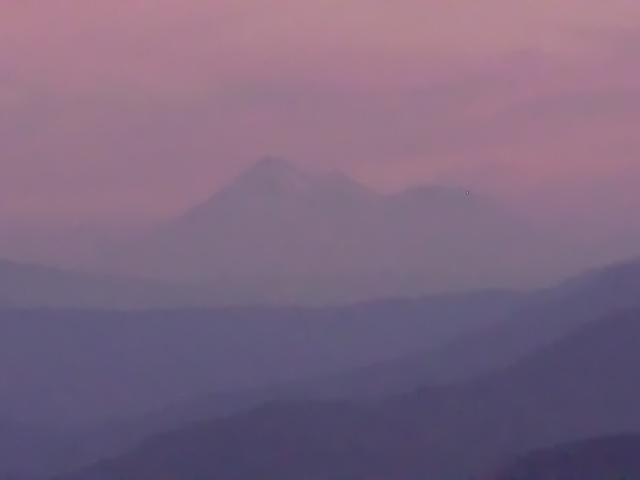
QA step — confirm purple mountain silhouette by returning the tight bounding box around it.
[103,156,566,297]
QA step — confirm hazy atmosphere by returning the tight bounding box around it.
[2,2,640,480]
[2,0,640,267]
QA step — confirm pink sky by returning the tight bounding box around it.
[1,0,640,239]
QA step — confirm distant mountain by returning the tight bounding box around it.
[0,290,526,429]
[57,307,640,480]
[0,290,527,477]
[387,258,640,384]
[5,259,640,477]
[102,156,565,299]
[489,434,640,480]
[6,258,639,477]
[191,257,640,401]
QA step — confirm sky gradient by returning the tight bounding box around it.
[1,0,639,243]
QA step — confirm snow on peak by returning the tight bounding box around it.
[201,156,379,211]
[238,156,322,195]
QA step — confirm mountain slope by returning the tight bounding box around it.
[489,434,640,480]
[22,258,639,477]
[0,290,527,477]
[11,258,638,477]
[207,258,640,400]
[0,289,526,429]
[104,156,564,298]
[8,259,640,477]
[59,307,640,480]
[389,258,640,383]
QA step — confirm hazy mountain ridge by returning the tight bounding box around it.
[4,255,637,431]
[0,258,639,479]
[4,259,640,477]
[259,258,640,397]
[488,434,640,480]
[0,156,576,306]
[57,306,640,480]
[102,156,567,294]
[0,289,528,429]
[397,258,640,383]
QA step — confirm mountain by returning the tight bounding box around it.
[2,257,633,477]
[57,307,640,480]
[5,258,639,477]
[101,156,566,300]
[385,258,640,384]
[0,289,526,429]
[0,289,527,477]
[184,257,640,401]
[489,434,640,480]
[2,256,638,478]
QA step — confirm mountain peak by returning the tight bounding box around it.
[181,156,381,220]
[249,155,297,175]
[225,156,378,202]
[234,155,316,195]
